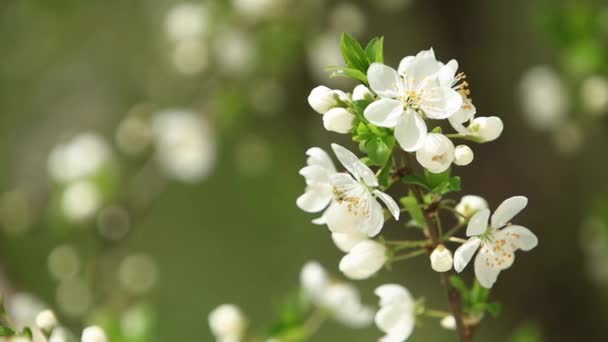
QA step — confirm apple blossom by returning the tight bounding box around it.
[580,75,608,116]
[469,116,503,142]
[455,195,488,222]
[440,315,456,330]
[339,240,387,279]
[331,230,368,253]
[430,244,453,272]
[307,86,346,114]
[519,66,568,130]
[352,84,374,101]
[454,145,474,166]
[323,107,356,134]
[454,196,538,288]
[375,284,416,342]
[415,133,455,173]
[81,326,108,342]
[35,309,58,333]
[208,304,247,342]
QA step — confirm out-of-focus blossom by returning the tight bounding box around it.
[339,240,387,279]
[208,304,247,342]
[56,276,91,317]
[213,28,255,76]
[308,33,343,84]
[580,75,608,116]
[552,122,583,156]
[47,244,80,281]
[97,206,130,241]
[440,315,456,330]
[115,114,152,156]
[118,253,159,295]
[35,309,58,333]
[60,181,102,222]
[519,66,569,131]
[165,3,209,42]
[329,3,366,37]
[48,133,111,183]
[232,0,284,21]
[375,284,416,341]
[172,39,209,75]
[81,326,108,342]
[152,109,216,183]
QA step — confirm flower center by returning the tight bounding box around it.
[332,183,370,217]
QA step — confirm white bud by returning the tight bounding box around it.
[300,261,329,301]
[352,84,373,101]
[430,244,453,272]
[440,315,456,330]
[416,133,455,174]
[307,86,338,114]
[453,145,474,166]
[581,75,608,116]
[323,108,355,134]
[331,231,368,253]
[339,240,387,280]
[455,195,488,222]
[208,304,247,341]
[81,326,108,342]
[36,309,58,333]
[470,117,503,142]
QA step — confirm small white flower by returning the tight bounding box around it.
[453,196,538,288]
[48,132,111,183]
[61,181,101,222]
[323,107,356,134]
[36,309,58,333]
[375,284,416,342]
[440,315,456,330]
[49,326,75,342]
[364,49,463,151]
[322,283,375,328]
[453,145,474,166]
[469,116,503,142]
[297,145,400,236]
[331,230,368,252]
[213,28,255,76]
[430,244,453,272]
[232,0,282,21]
[352,84,374,101]
[581,75,608,116]
[339,240,387,279]
[307,86,346,114]
[81,326,108,342]
[208,304,247,342]
[415,133,455,174]
[165,3,209,42]
[300,261,330,302]
[519,66,568,130]
[455,195,488,222]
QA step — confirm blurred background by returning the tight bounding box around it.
[0,0,607,340]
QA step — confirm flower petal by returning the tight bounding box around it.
[331,231,368,252]
[296,186,333,213]
[360,196,385,237]
[305,147,336,172]
[397,56,415,76]
[466,208,490,236]
[499,225,538,251]
[373,190,400,221]
[364,98,404,128]
[331,144,378,187]
[453,237,481,273]
[491,196,528,228]
[374,284,414,308]
[311,215,326,225]
[368,63,401,98]
[474,247,503,288]
[394,110,427,152]
[299,165,331,184]
[438,59,459,87]
[420,86,463,119]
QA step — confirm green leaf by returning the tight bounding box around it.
[328,67,368,84]
[485,302,503,317]
[365,137,392,166]
[425,168,451,189]
[339,33,369,73]
[0,326,15,336]
[400,192,426,228]
[377,157,394,188]
[402,174,431,190]
[432,176,462,195]
[365,36,384,63]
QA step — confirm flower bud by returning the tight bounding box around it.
[352,84,373,101]
[339,240,387,279]
[81,326,108,342]
[323,108,356,134]
[580,75,608,116]
[208,304,247,341]
[300,261,329,301]
[308,86,338,114]
[36,309,58,333]
[331,231,368,253]
[415,133,455,174]
[455,195,488,222]
[440,315,456,330]
[453,145,474,166]
[470,116,503,142]
[430,244,453,272]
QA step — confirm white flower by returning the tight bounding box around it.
[331,230,368,252]
[325,144,400,236]
[297,145,400,236]
[453,196,538,288]
[232,0,282,21]
[339,240,387,279]
[415,133,455,173]
[323,108,356,134]
[81,326,108,342]
[213,28,255,76]
[455,195,488,222]
[35,309,58,333]
[300,261,330,302]
[581,75,608,116]
[61,181,101,222]
[440,315,456,330]
[322,283,375,328]
[364,49,462,151]
[352,84,374,101]
[430,244,453,272]
[453,145,474,166]
[375,284,416,342]
[165,3,209,42]
[48,132,111,183]
[468,116,503,142]
[49,327,75,342]
[208,304,247,342]
[519,66,568,130]
[152,109,216,183]
[307,86,346,114]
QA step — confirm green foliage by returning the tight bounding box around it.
[329,33,385,84]
[400,192,426,229]
[450,276,502,318]
[265,290,311,341]
[352,118,395,167]
[402,169,462,196]
[509,322,544,342]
